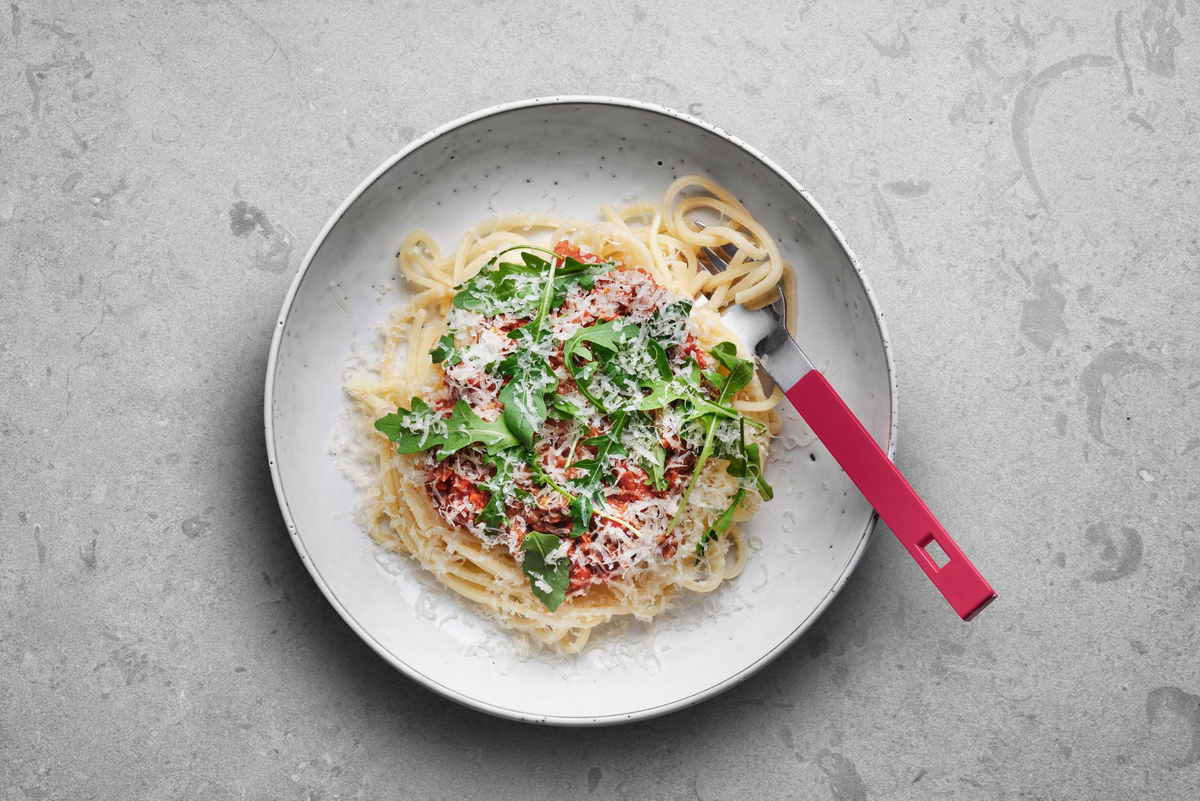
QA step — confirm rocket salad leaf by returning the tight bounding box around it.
[430,333,461,365]
[665,342,765,540]
[496,334,559,447]
[562,321,643,412]
[643,440,669,491]
[451,248,614,318]
[375,398,518,457]
[493,250,560,447]
[547,397,581,421]
[476,449,524,536]
[698,488,744,556]
[704,342,755,398]
[566,411,628,536]
[519,531,570,611]
[699,420,773,555]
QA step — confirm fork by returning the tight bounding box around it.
[698,238,996,621]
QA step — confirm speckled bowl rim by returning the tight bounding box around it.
[264,96,899,726]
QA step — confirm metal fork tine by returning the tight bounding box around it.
[700,247,728,273]
[689,217,789,371]
[692,220,736,275]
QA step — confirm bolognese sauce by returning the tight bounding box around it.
[423,242,718,597]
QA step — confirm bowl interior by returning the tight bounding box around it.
[268,100,893,723]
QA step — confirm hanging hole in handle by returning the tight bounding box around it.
[922,536,950,569]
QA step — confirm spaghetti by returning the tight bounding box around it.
[343,176,788,653]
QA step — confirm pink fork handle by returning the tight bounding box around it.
[785,370,997,620]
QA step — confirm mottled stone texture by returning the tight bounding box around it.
[1,0,1197,798]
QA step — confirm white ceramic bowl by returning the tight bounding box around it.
[265,97,896,725]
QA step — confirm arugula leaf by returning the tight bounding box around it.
[523,447,574,499]
[697,487,745,556]
[715,418,774,499]
[562,305,714,417]
[704,341,755,398]
[451,248,613,318]
[604,336,676,396]
[728,440,774,501]
[708,341,741,371]
[636,365,745,423]
[520,531,570,611]
[569,320,638,355]
[567,411,628,536]
[492,253,561,446]
[563,321,643,412]
[557,253,613,279]
[476,449,523,536]
[451,266,536,317]
[639,344,766,433]
[374,398,518,457]
[439,400,520,456]
[563,317,689,411]
[642,299,693,346]
[547,248,616,289]
[373,398,446,450]
[664,342,764,539]
[643,440,668,491]
[430,333,461,365]
[696,418,771,556]
[450,251,550,317]
[646,338,672,381]
[547,397,581,421]
[621,410,668,491]
[496,338,558,447]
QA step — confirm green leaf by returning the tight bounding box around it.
[709,341,741,371]
[693,420,771,557]
[451,258,546,317]
[742,441,773,501]
[563,317,694,413]
[707,341,754,398]
[567,494,596,540]
[547,397,581,421]
[491,256,562,447]
[636,370,744,422]
[523,448,574,500]
[520,251,548,270]
[374,398,518,457]
[663,343,760,539]
[723,360,755,398]
[695,410,769,556]
[561,302,699,416]
[719,419,774,502]
[554,251,616,287]
[621,410,668,491]
[373,398,447,450]
[644,345,758,429]
[496,338,559,447]
[520,531,570,611]
[563,321,642,412]
[430,333,461,365]
[643,440,668,491]
[476,449,523,536]
[642,299,693,346]
[646,338,672,381]
[450,247,614,319]
[567,411,628,536]
[442,400,519,455]
[697,487,745,556]
[564,320,639,361]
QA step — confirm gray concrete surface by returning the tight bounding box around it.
[2,0,1198,798]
